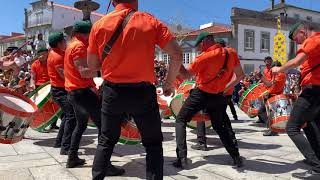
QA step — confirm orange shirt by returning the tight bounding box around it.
[47,48,65,88]
[263,67,272,81]
[189,45,241,94]
[31,60,49,86]
[297,32,320,87]
[88,3,173,84]
[268,73,286,95]
[64,36,95,91]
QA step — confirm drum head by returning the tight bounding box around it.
[169,94,184,117]
[30,83,51,105]
[0,93,35,113]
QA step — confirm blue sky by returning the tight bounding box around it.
[0,0,319,35]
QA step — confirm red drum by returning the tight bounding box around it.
[176,81,195,95]
[266,94,293,132]
[0,88,38,144]
[239,83,268,118]
[119,118,141,145]
[28,82,62,132]
[170,93,211,129]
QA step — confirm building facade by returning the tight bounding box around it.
[24,0,103,46]
[231,2,320,74]
[0,33,26,56]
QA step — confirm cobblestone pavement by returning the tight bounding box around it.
[0,107,309,180]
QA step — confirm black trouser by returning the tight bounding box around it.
[227,95,238,120]
[286,85,320,168]
[176,88,240,159]
[51,87,76,151]
[68,88,101,157]
[92,81,163,180]
[196,95,238,145]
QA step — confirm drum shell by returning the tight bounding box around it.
[28,83,62,132]
[119,119,141,145]
[0,88,38,144]
[266,94,292,132]
[239,83,268,118]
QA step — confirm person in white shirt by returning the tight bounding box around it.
[33,33,47,51]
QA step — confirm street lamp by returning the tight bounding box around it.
[74,0,100,21]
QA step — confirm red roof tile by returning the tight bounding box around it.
[186,24,232,36]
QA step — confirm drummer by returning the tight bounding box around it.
[87,0,182,178]
[258,61,286,136]
[30,48,50,89]
[174,32,244,168]
[272,22,320,179]
[192,38,243,151]
[47,32,77,155]
[64,21,106,169]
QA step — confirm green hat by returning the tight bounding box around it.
[195,32,211,47]
[73,21,92,34]
[48,32,64,47]
[36,48,48,55]
[289,22,303,40]
[215,38,226,47]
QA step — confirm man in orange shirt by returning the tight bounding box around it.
[47,32,77,155]
[30,48,50,89]
[258,61,286,136]
[174,32,244,168]
[192,39,241,151]
[87,0,182,179]
[64,21,107,170]
[272,22,320,179]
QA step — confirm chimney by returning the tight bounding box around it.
[271,0,275,10]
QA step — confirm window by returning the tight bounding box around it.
[163,53,170,64]
[307,16,312,21]
[244,29,255,51]
[36,12,43,25]
[243,64,254,74]
[294,14,300,19]
[260,32,270,52]
[183,52,191,64]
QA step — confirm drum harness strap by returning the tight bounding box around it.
[101,10,136,61]
[197,48,229,87]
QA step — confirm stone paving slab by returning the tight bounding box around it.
[0,107,314,180]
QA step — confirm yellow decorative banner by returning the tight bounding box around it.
[273,16,287,65]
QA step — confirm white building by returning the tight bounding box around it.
[24,0,103,45]
[231,1,320,74]
[0,33,26,56]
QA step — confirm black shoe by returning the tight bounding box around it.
[60,149,68,155]
[233,156,244,168]
[53,142,61,148]
[105,164,125,176]
[292,169,320,180]
[172,158,188,169]
[191,143,208,151]
[66,157,86,168]
[263,130,278,136]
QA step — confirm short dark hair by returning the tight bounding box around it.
[264,56,272,62]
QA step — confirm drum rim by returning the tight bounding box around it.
[0,88,38,117]
[239,83,260,104]
[266,94,290,104]
[28,82,51,108]
[178,81,195,88]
